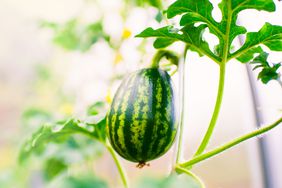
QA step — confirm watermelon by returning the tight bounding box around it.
[107,68,177,165]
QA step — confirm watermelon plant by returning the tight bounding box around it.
[19,0,282,187]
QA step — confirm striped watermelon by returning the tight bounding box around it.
[107,68,177,166]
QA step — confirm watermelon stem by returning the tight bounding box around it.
[175,165,206,188]
[106,143,129,188]
[180,115,282,168]
[136,161,150,168]
[151,50,179,68]
[175,45,190,164]
[193,63,226,156]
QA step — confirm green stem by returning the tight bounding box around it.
[106,143,128,188]
[151,50,179,68]
[180,116,282,168]
[277,78,282,89]
[175,165,206,188]
[194,63,226,156]
[176,45,189,163]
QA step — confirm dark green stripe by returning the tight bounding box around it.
[147,69,169,159]
[123,71,144,161]
[107,76,129,150]
[141,69,157,161]
[112,74,136,161]
[156,70,176,156]
[107,77,129,157]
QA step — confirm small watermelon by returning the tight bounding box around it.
[107,68,177,166]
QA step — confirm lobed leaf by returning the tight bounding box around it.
[136,25,220,62]
[137,0,280,64]
[250,52,281,84]
[233,23,282,62]
[19,117,107,163]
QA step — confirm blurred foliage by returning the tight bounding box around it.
[251,52,281,84]
[12,0,182,187]
[19,117,107,163]
[136,174,202,188]
[87,101,106,116]
[22,107,53,127]
[131,0,162,9]
[44,158,68,181]
[41,19,110,52]
[57,175,108,188]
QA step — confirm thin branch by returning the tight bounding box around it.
[180,116,282,168]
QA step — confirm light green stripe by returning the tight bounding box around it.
[110,78,130,155]
[131,76,149,155]
[147,79,162,157]
[156,81,172,154]
[116,75,136,154]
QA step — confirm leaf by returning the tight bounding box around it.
[19,117,107,163]
[131,0,162,9]
[236,46,263,63]
[167,0,217,28]
[87,101,106,116]
[42,20,109,52]
[250,52,281,84]
[155,11,163,23]
[218,0,275,50]
[147,0,162,9]
[87,117,107,142]
[60,176,108,188]
[136,24,220,62]
[232,23,282,62]
[136,174,203,188]
[137,0,279,64]
[44,158,67,181]
[22,107,52,126]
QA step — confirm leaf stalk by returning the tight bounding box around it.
[194,63,226,156]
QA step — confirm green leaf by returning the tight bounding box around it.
[22,107,52,126]
[155,11,163,23]
[44,158,67,181]
[218,0,275,49]
[42,20,109,52]
[167,0,217,29]
[250,52,281,84]
[131,0,162,9]
[236,46,263,63]
[136,25,220,63]
[19,117,107,163]
[87,117,107,142]
[147,0,162,9]
[232,23,282,62]
[87,101,106,116]
[137,0,278,64]
[136,174,202,188]
[60,176,108,188]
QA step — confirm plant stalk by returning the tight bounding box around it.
[194,63,226,156]
[151,50,179,68]
[180,116,282,168]
[175,45,189,163]
[175,165,206,188]
[106,143,128,188]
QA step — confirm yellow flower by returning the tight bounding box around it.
[114,52,123,65]
[106,89,112,104]
[59,103,73,116]
[122,28,132,39]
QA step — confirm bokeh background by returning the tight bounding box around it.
[0,0,282,187]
